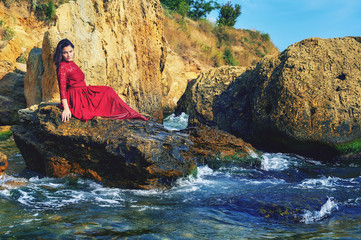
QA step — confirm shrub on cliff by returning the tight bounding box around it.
[164,12,278,68]
[217,1,241,27]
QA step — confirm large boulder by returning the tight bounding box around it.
[11,104,196,189]
[214,37,361,161]
[175,66,247,126]
[39,0,166,122]
[24,48,43,107]
[0,72,27,125]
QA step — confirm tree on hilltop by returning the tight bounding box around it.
[217,1,241,27]
[187,0,219,20]
[160,0,219,20]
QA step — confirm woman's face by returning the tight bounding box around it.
[62,45,74,62]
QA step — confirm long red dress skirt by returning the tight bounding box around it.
[66,86,148,122]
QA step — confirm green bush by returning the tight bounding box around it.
[34,0,58,21]
[0,130,12,141]
[45,1,56,20]
[261,33,270,42]
[214,26,230,46]
[217,1,241,27]
[211,52,223,67]
[223,47,238,65]
[17,52,27,64]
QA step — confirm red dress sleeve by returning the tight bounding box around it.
[57,63,68,100]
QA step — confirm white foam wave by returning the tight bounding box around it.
[163,112,188,131]
[7,177,128,210]
[172,166,215,192]
[240,178,286,185]
[247,148,259,158]
[261,153,292,171]
[299,176,340,189]
[300,197,338,223]
[298,176,358,189]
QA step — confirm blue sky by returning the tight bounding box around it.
[208,0,361,51]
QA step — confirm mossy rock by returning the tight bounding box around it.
[207,151,262,170]
[333,138,361,155]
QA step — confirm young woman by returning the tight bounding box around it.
[54,39,148,122]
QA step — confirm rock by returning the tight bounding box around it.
[0,38,22,79]
[174,78,197,116]
[184,125,261,169]
[0,151,8,173]
[162,49,204,114]
[11,104,196,189]
[40,0,166,122]
[0,72,27,125]
[214,37,361,160]
[176,66,247,126]
[24,48,43,107]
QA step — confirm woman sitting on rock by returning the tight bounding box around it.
[54,39,148,122]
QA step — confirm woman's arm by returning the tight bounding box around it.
[57,63,72,122]
[61,99,72,122]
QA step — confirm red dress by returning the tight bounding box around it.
[57,61,148,122]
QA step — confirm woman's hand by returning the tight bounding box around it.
[61,99,71,122]
[62,108,72,122]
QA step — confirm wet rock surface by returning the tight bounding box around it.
[12,104,196,189]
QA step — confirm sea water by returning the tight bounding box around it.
[0,114,360,239]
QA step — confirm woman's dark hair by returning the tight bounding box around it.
[53,38,74,72]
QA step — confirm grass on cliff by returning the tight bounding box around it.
[163,11,279,68]
[1,0,68,21]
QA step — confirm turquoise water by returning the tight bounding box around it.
[0,114,360,239]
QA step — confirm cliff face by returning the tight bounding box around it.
[0,2,46,78]
[41,0,166,121]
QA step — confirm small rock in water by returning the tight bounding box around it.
[0,151,8,173]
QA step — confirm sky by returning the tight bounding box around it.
[208,0,361,51]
